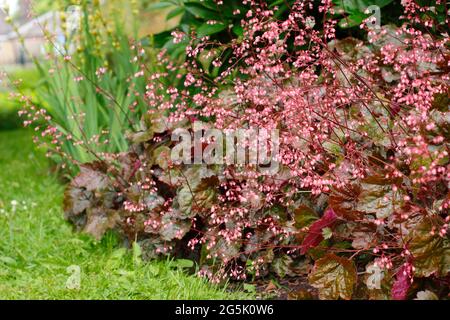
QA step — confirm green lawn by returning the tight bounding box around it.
[0,129,250,300]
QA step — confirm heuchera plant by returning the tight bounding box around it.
[39,0,450,299]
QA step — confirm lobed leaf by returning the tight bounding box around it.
[308,254,357,300]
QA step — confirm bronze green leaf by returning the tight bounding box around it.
[308,254,357,300]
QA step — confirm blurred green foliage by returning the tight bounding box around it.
[333,0,395,28]
[26,0,157,170]
[30,0,58,15]
[0,68,41,131]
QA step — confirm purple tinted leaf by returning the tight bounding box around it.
[301,208,337,255]
[391,264,413,300]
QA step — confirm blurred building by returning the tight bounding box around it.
[0,0,60,66]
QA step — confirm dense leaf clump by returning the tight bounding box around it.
[60,0,449,299]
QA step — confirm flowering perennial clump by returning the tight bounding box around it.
[28,0,450,299]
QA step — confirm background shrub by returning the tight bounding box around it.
[0,68,41,130]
